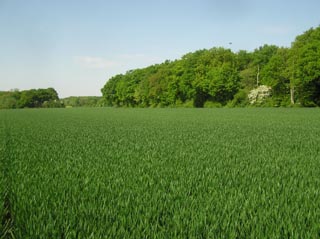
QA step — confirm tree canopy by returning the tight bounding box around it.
[0,88,63,109]
[102,26,320,107]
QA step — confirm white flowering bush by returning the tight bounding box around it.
[248,85,272,104]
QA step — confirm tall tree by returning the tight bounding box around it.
[252,44,279,87]
[261,47,291,105]
[291,26,320,106]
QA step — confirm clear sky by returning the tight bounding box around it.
[1,0,319,98]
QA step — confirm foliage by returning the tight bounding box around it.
[62,96,103,107]
[1,108,320,238]
[261,48,291,102]
[102,26,320,107]
[102,48,242,108]
[0,90,20,109]
[291,27,320,106]
[0,88,63,109]
[203,101,222,108]
[229,89,249,107]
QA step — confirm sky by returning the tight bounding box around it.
[0,0,319,98]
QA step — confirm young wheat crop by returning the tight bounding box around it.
[1,108,320,238]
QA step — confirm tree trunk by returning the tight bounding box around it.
[290,86,295,104]
[256,65,260,87]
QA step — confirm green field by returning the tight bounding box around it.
[1,108,320,238]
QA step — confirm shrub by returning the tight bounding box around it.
[203,101,222,108]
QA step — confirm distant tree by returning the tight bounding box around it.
[61,96,102,107]
[0,88,62,109]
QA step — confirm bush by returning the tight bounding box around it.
[42,100,64,108]
[229,90,249,107]
[301,101,317,107]
[182,100,194,108]
[248,85,272,105]
[203,101,222,108]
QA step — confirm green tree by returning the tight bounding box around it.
[252,44,279,87]
[0,90,20,109]
[206,63,240,104]
[261,47,291,105]
[291,26,320,106]
[101,74,123,106]
[17,88,61,108]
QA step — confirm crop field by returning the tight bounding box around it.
[1,108,320,238]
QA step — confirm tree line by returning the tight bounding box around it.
[101,26,320,107]
[62,96,103,107]
[0,88,63,109]
[0,89,105,109]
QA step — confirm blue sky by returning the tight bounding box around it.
[1,0,319,97]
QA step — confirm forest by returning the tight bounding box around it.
[0,88,63,109]
[101,26,320,107]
